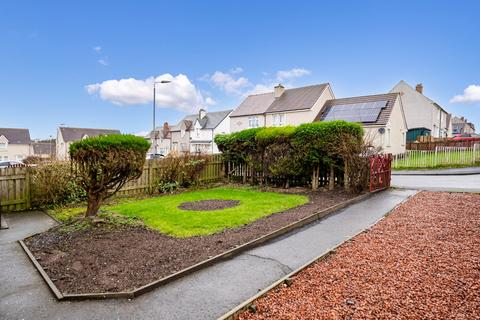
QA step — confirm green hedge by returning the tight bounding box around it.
[214,121,366,190]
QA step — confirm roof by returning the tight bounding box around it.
[230,83,329,117]
[59,127,120,142]
[196,110,232,129]
[391,80,449,114]
[33,142,55,155]
[169,115,197,132]
[0,128,31,144]
[315,93,400,126]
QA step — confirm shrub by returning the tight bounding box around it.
[70,134,150,217]
[154,153,209,192]
[30,162,86,207]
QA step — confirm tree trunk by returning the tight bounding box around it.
[329,164,335,190]
[311,166,319,190]
[285,179,290,189]
[85,193,102,217]
[242,164,247,184]
[344,161,350,192]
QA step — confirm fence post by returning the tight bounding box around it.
[25,167,31,210]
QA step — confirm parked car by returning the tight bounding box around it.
[146,153,165,160]
[0,160,26,169]
[452,133,479,141]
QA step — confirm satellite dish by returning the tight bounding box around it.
[378,128,385,134]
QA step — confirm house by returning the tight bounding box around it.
[169,115,196,154]
[230,83,334,132]
[190,109,232,154]
[314,92,408,155]
[0,128,32,161]
[390,81,451,141]
[32,140,56,159]
[451,116,476,135]
[148,122,171,155]
[56,127,120,160]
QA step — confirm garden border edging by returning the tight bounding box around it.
[19,188,386,301]
[216,189,420,320]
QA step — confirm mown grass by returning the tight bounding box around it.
[47,186,308,237]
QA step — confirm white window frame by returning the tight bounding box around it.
[0,142,7,149]
[248,116,259,128]
[273,113,286,127]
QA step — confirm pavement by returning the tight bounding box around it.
[392,174,480,192]
[0,189,416,320]
[393,166,480,176]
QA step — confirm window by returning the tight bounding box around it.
[16,155,24,161]
[0,142,6,149]
[1,155,7,161]
[248,116,259,128]
[273,113,286,126]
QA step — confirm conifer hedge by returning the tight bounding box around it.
[215,121,366,191]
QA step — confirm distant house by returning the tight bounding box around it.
[452,116,476,135]
[390,81,451,141]
[56,127,120,160]
[190,109,232,154]
[149,122,171,155]
[32,140,56,159]
[0,128,32,161]
[169,115,196,154]
[315,93,408,155]
[230,83,334,132]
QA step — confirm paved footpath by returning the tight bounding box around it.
[0,189,415,320]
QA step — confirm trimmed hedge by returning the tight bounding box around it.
[215,121,366,191]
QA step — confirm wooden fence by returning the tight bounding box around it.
[0,167,31,212]
[0,154,224,212]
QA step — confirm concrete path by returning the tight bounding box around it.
[0,189,416,320]
[392,174,480,192]
[393,166,480,176]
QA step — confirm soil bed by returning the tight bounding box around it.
[238,191,480,320]
[178,199,240,211]
[25,189,355,294]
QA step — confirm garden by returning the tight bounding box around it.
[21,121,375,297]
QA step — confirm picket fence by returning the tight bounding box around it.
[0,154,224,212]
[393,144,480,169]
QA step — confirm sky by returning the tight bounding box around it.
[1,0,479,139]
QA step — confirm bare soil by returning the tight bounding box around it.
[238,191,480,320]
[25,189,355,294]
[178,199,240,211]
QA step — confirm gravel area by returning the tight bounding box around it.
[177,199,240,211]
[238,191,480,320]
[25,189,355,294]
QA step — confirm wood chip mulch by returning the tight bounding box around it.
[238,191,480,320]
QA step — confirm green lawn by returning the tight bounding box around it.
[393,150,480,169]
[48,187,308,237]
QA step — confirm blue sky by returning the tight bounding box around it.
[1,0,479,139]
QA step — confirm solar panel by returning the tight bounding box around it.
[323,100,388,123]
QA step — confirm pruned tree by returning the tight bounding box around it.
[69,134,150,217]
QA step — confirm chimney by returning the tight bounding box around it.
[415,83,423,94]
[162,122,169,137]
[274,84,285,98]
[199,108,206,119]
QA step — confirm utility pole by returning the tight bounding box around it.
[152,80,171,154]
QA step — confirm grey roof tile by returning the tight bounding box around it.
[0,128,31,144]
[59,127,120,142]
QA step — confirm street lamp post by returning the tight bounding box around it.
[152,80,171,154]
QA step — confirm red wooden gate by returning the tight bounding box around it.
[369,154,392,192]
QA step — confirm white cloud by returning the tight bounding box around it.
[85,73,206,112]
[210,71,251,94]
[230,67,243,74]
[98,59,108,66]
[93,46,102,53]
[450,85,480,103]
[276,68,311,81]
[134,130,149,137]
[205,97,216,105]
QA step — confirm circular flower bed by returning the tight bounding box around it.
[178,199,240,211]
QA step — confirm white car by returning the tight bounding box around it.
[146,153,165,160]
